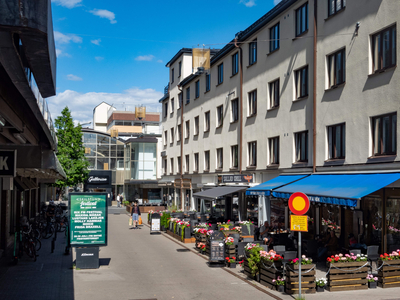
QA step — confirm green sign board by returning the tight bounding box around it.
[69,193,108,246]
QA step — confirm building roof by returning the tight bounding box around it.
[165,48,192,67]
[158,93,169,103]
[93,101,113,112]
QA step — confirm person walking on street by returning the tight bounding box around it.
[131,201,141,229]
[117,194,121,207]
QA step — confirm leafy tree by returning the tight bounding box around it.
[54,107,89,189]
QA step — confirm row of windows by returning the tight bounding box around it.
[163,112,397,174]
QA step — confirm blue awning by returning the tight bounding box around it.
[246,175,309,196]
[272,173,400,207]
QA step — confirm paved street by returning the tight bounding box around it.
[2,208,400,300]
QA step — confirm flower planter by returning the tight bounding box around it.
[378,259,400,288]
[285,264,316,294]
[276,285,285,293]
[227,262,236,268]
[316,286,325,292]
[368,281,377,289]
[326,261,368,292]
[259,260,283,289]
[243,258,260,282]
[225,244,236,258]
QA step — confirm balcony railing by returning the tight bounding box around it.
[164,83,169,95]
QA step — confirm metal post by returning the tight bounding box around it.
[298,231,302,298]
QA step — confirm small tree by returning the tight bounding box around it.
[54,107,89,190]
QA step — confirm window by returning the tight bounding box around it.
[163,102,168,118]
[204,111,210,132]
[232,52,239,76]
[231,98,239,122]
[194,153,199,172]
[163,158,167,175]
[248,141,257,167]
[216,148,223,169]
[171,68,174,83]
[269,137,279,165]
[194,116,199,136]
[295,131,308,162]
[269,79,280,108]
[177,156,181,174]
[195,80,200,98]
[186,87,190,104]
[328,49,345,88]
[372,113,397,156]
[185,120,190,139]
[248,90,257,116]
[295,66,308,99]
[163,130,167,146]
[171,98,174,113]
[328,123,345,159]
[372,25,396,73]
[328,0,345,17]
[249,39,257,65]
[206,73,211,92]
[170,128,174,144]
[231,145,238,168]
[217,105,223,127]
[204,150,210,171]
[170,158,174,174]
[218,63,224,84]
[270,23,280,52]
[185,155,189,173]
[296,2,308,36]
[178,61,182,77]
[178,93,183,109]
[177,124,181,141]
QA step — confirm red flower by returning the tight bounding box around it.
[334,257,339,262]
[232,257,236,260]
[327,258,332,262]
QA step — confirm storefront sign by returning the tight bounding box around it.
[290,215,308,232]
[209,239,225,262]
[0,150,16,177]
[69,193,108,246]
[86,175,109,185]
[221,174,253,183]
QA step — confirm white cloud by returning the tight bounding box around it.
[135,55,154,61]
[157,59,163,63]
[67,74,83,81]
[240,0,256,7]
[56,49,71,57]
[274,0,282,5]
[89,9,117,24]
[95,56,104,61]
[54,31,82,44]
[91,39,101,46]
[52,0,82,9]
[47,88,163,124]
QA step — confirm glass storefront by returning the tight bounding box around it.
[126,142,157,180]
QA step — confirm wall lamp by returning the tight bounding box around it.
[13,133,27,144]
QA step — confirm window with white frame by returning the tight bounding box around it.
[186,87,190,104]
[371,25,396,73]
[328,0,345,17]
[295,66,308,99]
[231,98,239,122]
[185,120,190,139]
[216,148,223,169]
[296,2,308,37]
[171,68,174,83]
[249,39,257,65]
[177,124,181,141]
[206,73,211,92]
[248,141,257,167]
[270,23,280,52]
[248,90,257,116]
[194,153,199,172]
[269,79,280,109]
[163,130,167,146]
[327,123,345,159]
[170,158,174,174]
[185,155,189,173]
[163,102,168,118]
[218,63,223,84]
[231,145,238,168]
[163,158,167,175]
[195,80,200,98]
[372,113,397,156]
[328,48,345,88]
[204,111,210,132]
[232,52,239,76]
[204,150,210,171]
[171,98,174,113]
[178,92,183,109]
[194,116,199,136]
[170,128,174,144]
[268,136,279,165]
[295,131,308,162]
[217,105,223,127]
[177,156,181,174]
[178,61,182,77]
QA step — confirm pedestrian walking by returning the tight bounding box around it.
[131,201,141,229]
[117,194,121,207]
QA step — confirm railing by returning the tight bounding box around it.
[164,83,169,95]
[31,75,57,144]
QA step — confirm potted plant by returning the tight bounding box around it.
[225,256,237,268]
[367,274,378,288]
[244,243,264,281]
[316,278,327,292]
[272,276,285,292]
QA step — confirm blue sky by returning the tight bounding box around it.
[48,0,281,124]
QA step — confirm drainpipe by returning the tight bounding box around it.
[312,0,318,174]
[178,85,184,210]
[235,36,243,175]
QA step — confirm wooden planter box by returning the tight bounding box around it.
[179,227,195,243]
[243,258,260,282]
[285,264,316,294]
[259,260,283,289]
[225,244,236,258]
[327,261,368,292]
[378,259,400,288]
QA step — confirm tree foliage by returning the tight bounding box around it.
[54,107,89,188]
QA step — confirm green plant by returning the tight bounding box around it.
[245,243,263,276]
[160,212,171,229]
[316,278,327,287]
[122,201,129,206]
[167,204,178,211]
[294,296,306,300]
[272,276,285,286]
[173,222,177,234]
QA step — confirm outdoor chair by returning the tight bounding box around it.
[273,245,286,255]
[367,245,379,272]
[230,233,240,245]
